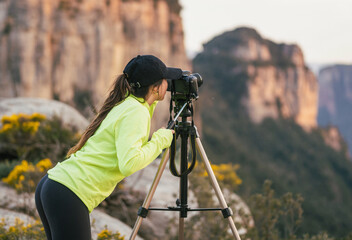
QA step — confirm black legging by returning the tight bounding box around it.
[35,174,91,240]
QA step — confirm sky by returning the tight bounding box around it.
[179,0,352,65]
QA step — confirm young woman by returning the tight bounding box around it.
[35,55,182,240]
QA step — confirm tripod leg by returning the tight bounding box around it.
[129,149,170,240]
[179,218,185,240]
[195,138,242,240]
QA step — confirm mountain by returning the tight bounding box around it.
[196,27,317,129]
[0,0,189,129]
[193,27,352,237]
[318,64,352,156]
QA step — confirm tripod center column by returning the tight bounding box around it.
[179,120,191,218]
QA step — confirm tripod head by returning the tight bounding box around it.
[166,73,202,178]
[166,70,202,129]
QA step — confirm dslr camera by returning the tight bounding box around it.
[167,71,203,99]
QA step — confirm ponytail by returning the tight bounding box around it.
[66,74,131,157]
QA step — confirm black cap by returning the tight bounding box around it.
[123,55,182,88]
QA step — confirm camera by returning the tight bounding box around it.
[167,71,203,99]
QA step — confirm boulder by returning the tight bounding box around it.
[90,209,143,240]
[0,97,89,131]
[124,157,252,237]
[0,208,36,229]
[0,182,143,239]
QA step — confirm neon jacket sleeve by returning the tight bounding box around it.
[115,108,173,177]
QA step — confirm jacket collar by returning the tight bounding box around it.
[129,94,158,110]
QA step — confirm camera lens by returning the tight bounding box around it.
[192,73,203,88]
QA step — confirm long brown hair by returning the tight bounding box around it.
[66,74,163,158]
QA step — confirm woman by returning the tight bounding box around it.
[35,55,182,240]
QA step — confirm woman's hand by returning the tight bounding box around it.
[161,127,175,134]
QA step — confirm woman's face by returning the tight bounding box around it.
[156,79,168,101]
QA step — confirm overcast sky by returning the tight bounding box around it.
[179,0,352,64]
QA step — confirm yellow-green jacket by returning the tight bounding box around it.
[48,95,173,212]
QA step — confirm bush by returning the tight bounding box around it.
[0,218,125,240]
[0,218,46,240]
[0,113,80,164]
[97,228,125,240]
[0,160,22,179]
[2,159,52,193]
[201,163,242,189]
[244,180,303,240]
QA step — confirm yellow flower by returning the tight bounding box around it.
[215,173,225,181]
[36,158,53,172]
[17,113,31,120]
[236,179,243,185]
[1,114,18,124]
[22,121,40,134]
[0,114,21,133]
[0,123,13,133]
[98,229,111,239]
[2,160,34,189]
[30,112,46,121]
[0,113,46,135]
[28,180,35,188]
[15,218,24,225]
[199,163,243,188]
[3,158,52,192]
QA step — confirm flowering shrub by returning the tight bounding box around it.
[2,159,52,193]
[0,113,80,163]
[0,113,46,135]
[97,228,125,240]
[198,163,242,190]
[0,218,126,240]
[0,218,46,239]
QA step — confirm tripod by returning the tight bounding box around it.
[129,100,241,240]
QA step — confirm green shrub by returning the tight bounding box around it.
[0,160,22,179]
[0,218,46,240]
[0,218,125,240]
[2,159,52,193]
[244,180,303,240]
[97,228,125,240]
[0,113,80,164]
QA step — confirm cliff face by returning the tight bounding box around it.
[193,28,352,237]
[197,27,318,129]
[0,0,189,118]
[318,65,352,155]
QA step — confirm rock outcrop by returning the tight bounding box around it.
[0,97,89,131]
[318,64,352,155]
[320,126,348,155]
[0,0,190,128]
[195,27,318,129]
[123,158,252,238]
[0,182,143,239]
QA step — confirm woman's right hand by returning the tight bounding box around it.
[161,127,175,134]
[154,128,174,149]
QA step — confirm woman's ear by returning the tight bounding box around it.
[152,85,160,94]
